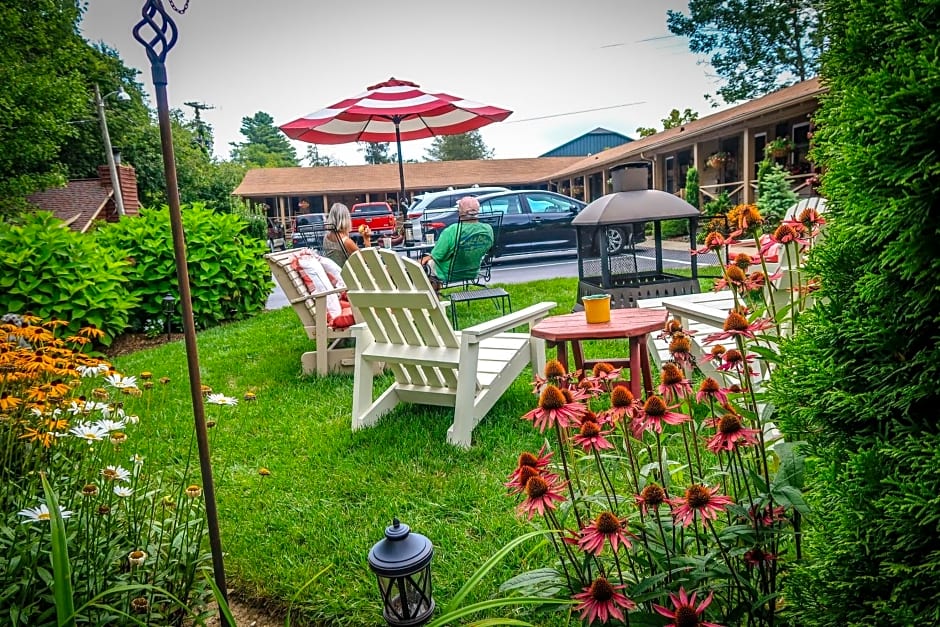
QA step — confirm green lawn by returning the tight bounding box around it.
[115,277,634,625]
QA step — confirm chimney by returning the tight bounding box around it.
[97,163,141,218]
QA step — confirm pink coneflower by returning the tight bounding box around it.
[658,363,693,403]
[641,395,690,434]
[704,311,775,343]
[693,231,738,255]
[713,264,749,292]
[695,377,729,405]
[573,577,636,625]
[716,349,758,377]
[577,511,633,555]
[522,384,586,432]
[635,483,667,515]
[590,362,623,382]
[747,504,787,528]
[517,475,567,520]
[700,345,726,365]
[704,412,760,453]
[668,484,734,527]
[653,587,723,627]
[744,547,778,568]
[577,377,606,396]
[572,419,615,452]
[505,447,555,494]
[532,359,575,393]
[668,332,695,369]
[732,253,752,270]
[606,384,638,424]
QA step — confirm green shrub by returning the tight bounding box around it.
[756,162,797,226]
[0,212,134,343]
[684,165,700,210]
[771,0,940,623]
[95,204,272,331]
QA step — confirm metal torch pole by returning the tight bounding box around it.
[133,3,229,622]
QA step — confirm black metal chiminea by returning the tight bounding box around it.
[572,162,701,308]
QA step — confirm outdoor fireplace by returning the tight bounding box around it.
[572,162,701,308]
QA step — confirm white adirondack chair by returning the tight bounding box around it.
[265,249,355,376]
[340,248,556,448]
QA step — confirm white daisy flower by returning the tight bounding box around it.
[100,404,126,420]
[77,364,108,377]
[104,373,138,390]
[95,418,126,433]
[18,504,73,524]
[206,393,238,406]
[101,465,131,483]
[69,422,108,443]
[66,401,85,415]
[126,414,140,425]
[130,454,145,465]
[113,486,133,498]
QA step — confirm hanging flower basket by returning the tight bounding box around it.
[706,152,730,169]
[765,137,793,159]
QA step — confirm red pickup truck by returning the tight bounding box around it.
[350,202,398,242]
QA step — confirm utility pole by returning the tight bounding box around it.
[184,101,214,154]
[94,84,126,217]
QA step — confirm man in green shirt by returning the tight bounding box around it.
[421,197,494,289]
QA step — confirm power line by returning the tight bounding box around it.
[505,102,646,124]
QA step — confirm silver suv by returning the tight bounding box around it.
[405,186,509,221]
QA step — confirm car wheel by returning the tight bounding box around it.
[602,227,626,255]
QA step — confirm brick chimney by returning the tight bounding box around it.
[97,163,140,220]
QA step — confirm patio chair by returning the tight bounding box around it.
[436,214,512,328]
[265,249,356,376]
[340,248,555,448]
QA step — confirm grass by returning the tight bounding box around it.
[113,278,621,625]
[113,268,720,625]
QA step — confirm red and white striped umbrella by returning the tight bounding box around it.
[279,78,512,208]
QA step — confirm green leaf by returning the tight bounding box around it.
[40,473,75,627]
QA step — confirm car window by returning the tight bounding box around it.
[428,195,455,209]
[480,196,520,215]
[526,193,577,214]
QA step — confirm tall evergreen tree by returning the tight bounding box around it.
[424,130,494,161]
[667,0,823,103]
[771,1,940,624]
[230,112,298,168]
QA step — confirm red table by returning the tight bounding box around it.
[531,308,667,399]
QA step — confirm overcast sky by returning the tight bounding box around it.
[80,0,724,165]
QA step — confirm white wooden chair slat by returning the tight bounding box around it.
[341,248,555,448]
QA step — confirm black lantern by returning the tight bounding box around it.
[368,519,435,626]
[161,293,176,340]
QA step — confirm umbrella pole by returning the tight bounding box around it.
[395,122,406,217]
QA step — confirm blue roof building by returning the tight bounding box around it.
[539,127,633,157]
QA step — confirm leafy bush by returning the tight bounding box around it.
[0,212,135,344]
[0,316,213,624]
[770,0,940,623]
[96,204,273,331]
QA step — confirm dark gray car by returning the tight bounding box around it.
[407,190,645,258]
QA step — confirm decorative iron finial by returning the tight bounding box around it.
[132,1,179,85]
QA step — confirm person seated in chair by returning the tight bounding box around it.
[421,196,494,290]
